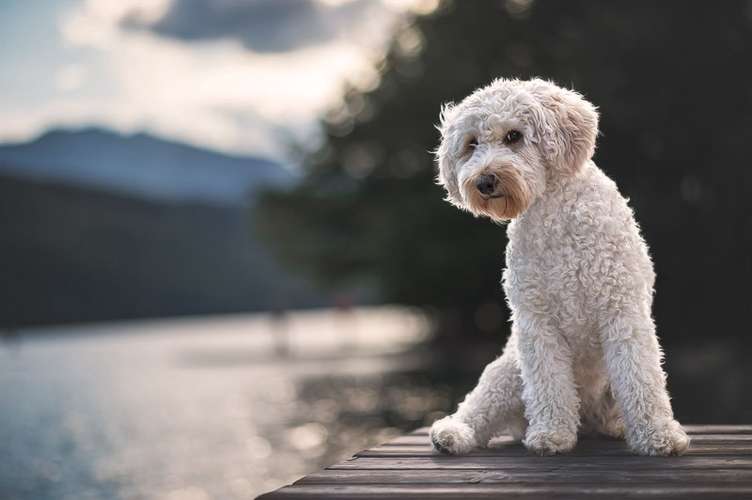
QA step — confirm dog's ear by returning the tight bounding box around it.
[527,79,599,176]
[435,102,464,207]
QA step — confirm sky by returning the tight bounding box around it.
[0,0,438,161]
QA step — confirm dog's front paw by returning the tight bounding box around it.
[629,419,690,456]
[430,417,477,455]
[523,428,577,455]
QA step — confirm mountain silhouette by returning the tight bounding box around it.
[0,129,323,328]
[0,127,293,204]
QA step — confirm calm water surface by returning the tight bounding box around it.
[5,306,745,500]
[0,307,445,500]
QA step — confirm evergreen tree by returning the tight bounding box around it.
[257,0,752,341]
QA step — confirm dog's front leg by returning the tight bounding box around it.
[601,316,690,455]
[517,315,580,455]
[430,332,525,455]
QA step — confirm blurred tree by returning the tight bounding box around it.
[257,0,752,342]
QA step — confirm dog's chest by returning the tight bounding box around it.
[505,209,584,286]
[502,198,594,329]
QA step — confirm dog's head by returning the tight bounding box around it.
[435,78,598,221]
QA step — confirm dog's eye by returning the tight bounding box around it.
[504,130,523,145]
[463,136,478,155]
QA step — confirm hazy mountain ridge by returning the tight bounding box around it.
[0,129,323,327]
[0,128,295,205]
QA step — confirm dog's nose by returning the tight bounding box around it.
[476,174,498,196]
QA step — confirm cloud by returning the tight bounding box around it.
[55,64,88,92]
[124,0,385,54]
[0,0,437,161]
[47,0,408,160]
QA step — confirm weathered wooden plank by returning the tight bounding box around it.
[331,455,752,471]
[257,426,752,499]
[363,435,752,457]
[257,483,752,499]
[358,444,752,457]
[684,425,752,434]
[685,434,752,441]
[296,468,752,486]
[408,425,752,436]
[384,433,752,446]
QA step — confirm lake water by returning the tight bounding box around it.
[4,306,750,500]
[0,307,449,500]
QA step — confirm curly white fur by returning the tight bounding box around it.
[430,78,689,457]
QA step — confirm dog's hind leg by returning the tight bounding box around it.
[430,332,524,455]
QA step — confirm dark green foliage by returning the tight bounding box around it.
[257,0,752,340]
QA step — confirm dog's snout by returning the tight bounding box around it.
[476,174,498,196]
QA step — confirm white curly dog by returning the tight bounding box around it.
[430,78,689,456]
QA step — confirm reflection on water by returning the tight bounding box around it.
[0,307,450,500]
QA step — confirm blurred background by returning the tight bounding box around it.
[1,0,752,499]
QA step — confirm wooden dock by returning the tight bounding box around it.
[258,425,752,499]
